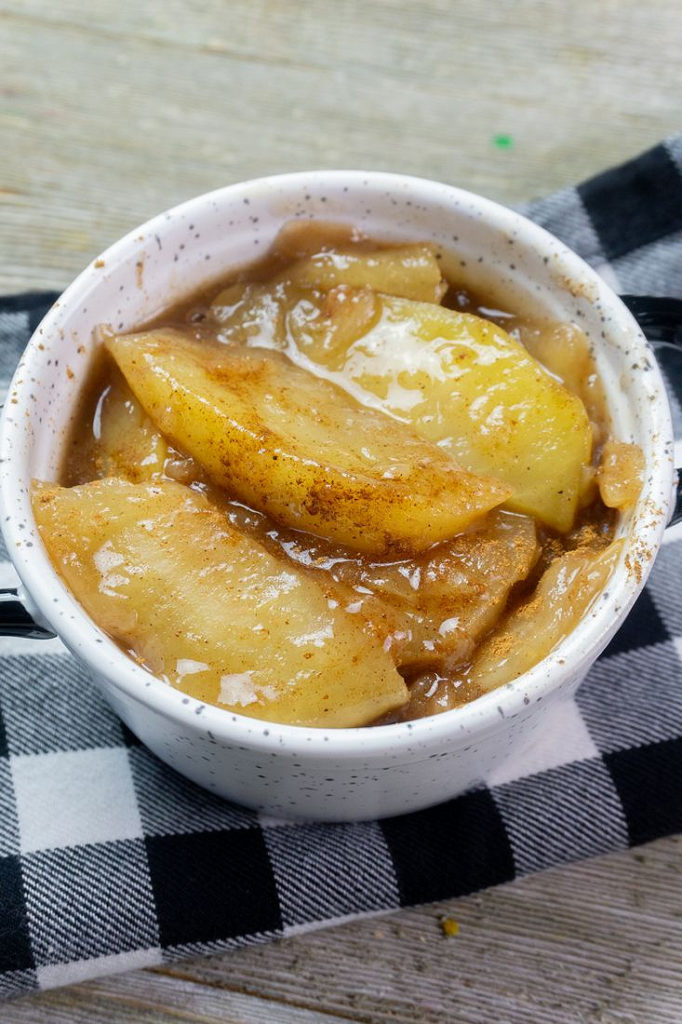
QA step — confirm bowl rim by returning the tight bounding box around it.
[0,169,674,757]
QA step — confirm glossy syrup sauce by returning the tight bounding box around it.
[60,223,618,722]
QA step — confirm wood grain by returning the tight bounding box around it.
[1,0,681,292]
[1,1,681,1020]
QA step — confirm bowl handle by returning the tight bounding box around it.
[0,587,56,639]
[622,296,682,527]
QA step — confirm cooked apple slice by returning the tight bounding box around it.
[272,244,447,303]
[269,220,361,261]
[210,282,291,347]
[378,672,484,723]
[211,241,446,344]
[106,329,509,556]
[93,373,206,488]
[211,281,382,373]
[32,478,408,727]
[61,360,171,486]
[515,320,609,445]
[385,510,539,670]
[95,374,169,481]
[281,295,593,532]
[267,510,538,672]
[466,539,623,693]
[62,362,206,489]
[598,441,644,509]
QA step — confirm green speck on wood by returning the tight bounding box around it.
[493,134,514,149]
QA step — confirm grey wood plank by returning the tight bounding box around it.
[3,971,350,1023]
[2,0,681,292]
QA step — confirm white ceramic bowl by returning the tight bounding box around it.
[0,172,676,821]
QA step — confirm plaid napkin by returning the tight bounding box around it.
[1,139,682,1001]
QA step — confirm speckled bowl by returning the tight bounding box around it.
[0,172,676,820]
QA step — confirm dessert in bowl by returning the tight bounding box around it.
[0,172,675,820]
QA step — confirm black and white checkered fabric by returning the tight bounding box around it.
[1,139,682,1000]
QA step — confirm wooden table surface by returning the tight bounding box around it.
[2,2,681,1020]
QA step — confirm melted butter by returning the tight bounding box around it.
[291,624,335,647]
[218,671,259,706]
[176,658,210,678]
[93,541,131,597]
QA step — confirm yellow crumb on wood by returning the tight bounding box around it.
[440,917,459,937]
